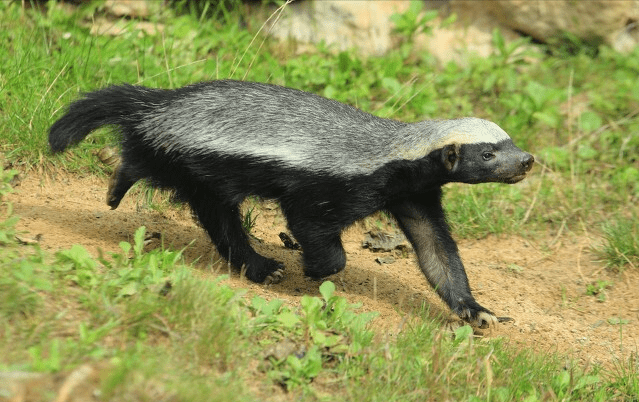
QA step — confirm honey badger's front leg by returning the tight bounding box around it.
[389,188,498,327]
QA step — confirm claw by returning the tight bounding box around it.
[475,311,499,329]
[264,268,285,286]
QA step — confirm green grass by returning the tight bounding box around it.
[601,217,639,270]
[1,1,639,399]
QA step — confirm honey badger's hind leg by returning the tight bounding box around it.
[282,206,346,279]
[297,228,346,279]
[189,194,284,284]
[389,190,498,328]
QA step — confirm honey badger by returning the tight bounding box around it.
[49,80,534,327]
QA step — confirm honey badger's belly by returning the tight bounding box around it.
[49,79,534,328]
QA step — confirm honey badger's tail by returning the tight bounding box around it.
[49,84,167,152]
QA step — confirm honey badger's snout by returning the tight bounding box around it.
[521,152,534,172]
[500,149,534,183]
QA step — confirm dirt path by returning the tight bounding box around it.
[8,171,639,369]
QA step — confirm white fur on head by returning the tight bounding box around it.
[386,117,512,161]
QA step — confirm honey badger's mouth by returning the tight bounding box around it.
[503,174,527,184]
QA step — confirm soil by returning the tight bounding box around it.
[7,170,639,373]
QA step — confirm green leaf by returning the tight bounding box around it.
[119,241,132,255]
[552,371,570,393]
[576,144,598,160]
[579,111,603,133]
[525,81,551,108]
[312,330,326,345]
[300,295,322,317]
[533,111,560,128]
[381,77,401,93]
[319,281,335,302]
[323,85,338,100]
[286,354,302,371]
[56,245,96,271]
[276,311,300,328]
[133,226,146,257]
[440,12,457,29]
[492,28,506,55]
[453,325,473,345]
[574,375,600,390]
[538,147,571,170]
[118,282,139,297]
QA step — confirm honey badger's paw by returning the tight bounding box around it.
[457,303,498,329]
[264,266,285,285]
[244,259,285,285]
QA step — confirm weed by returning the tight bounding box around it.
[507,263,524,273]
[608,351,639,400]
[0,167,19,245]
[600,216,639,270]
[585,280,611,302]
[242,203,259,234]
[0,248,52,319]
[0,167,52,319]
[391,0,438,45]
[254,281,377,389]
[28,338,62,373]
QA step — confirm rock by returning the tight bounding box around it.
[266,0,638,58]
[104,0,149,18]
[267,0,410,55]
[375,256,396,265]
[450,0,639,53]
[362,230,411,252]
[263,339,302,361]
[417,20,508,65]
[0,371,47,402]
[264,0,527,63]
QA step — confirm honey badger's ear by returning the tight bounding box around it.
[442,143,461,171]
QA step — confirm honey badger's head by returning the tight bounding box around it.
[442,139,534,184]
[427,118,534,184]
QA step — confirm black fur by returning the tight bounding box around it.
[49,80,534,326]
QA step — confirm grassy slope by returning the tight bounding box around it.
[1,1,638,400]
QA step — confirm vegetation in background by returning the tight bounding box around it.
[1,0,638,399]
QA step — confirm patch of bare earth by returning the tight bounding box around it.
[5,170,639,398]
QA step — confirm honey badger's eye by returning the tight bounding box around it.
[482,152,495,161]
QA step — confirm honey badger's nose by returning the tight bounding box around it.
[521,153,534,171]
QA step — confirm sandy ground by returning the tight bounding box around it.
[7,170,639,372]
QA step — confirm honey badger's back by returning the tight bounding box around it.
[137,80,407,175]
[132,81,513,175]
[50,80,412,176]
